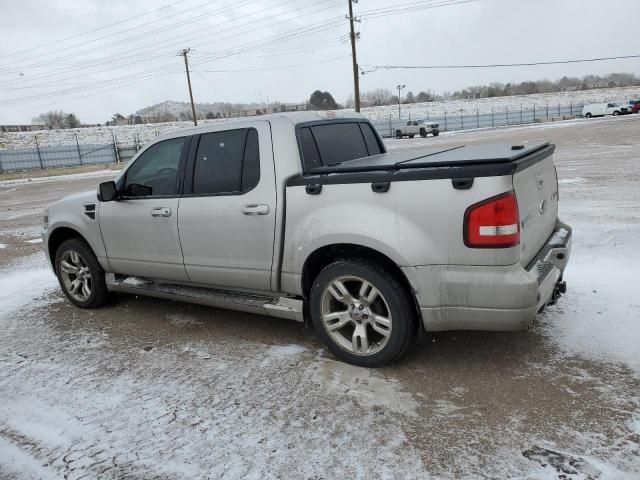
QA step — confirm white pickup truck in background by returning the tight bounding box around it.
[395,119,440,138]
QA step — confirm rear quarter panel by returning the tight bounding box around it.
[282,175,520,295]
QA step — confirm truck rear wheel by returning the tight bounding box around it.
[309,258,416,367]
[54,238,109,308]
[585,112,592,118]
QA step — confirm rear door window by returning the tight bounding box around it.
[192,128,260,195]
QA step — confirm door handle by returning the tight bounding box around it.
[151,207,172,217]
[242,204,269,215]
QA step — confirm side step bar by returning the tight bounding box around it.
[105,274,304,322]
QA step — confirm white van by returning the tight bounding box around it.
[582,103,628,118]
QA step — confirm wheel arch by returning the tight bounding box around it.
[301,243,417,306]
[47,226,88,267]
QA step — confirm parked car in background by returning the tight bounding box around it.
[42,111,571,367]
[582,103,628,117]
[630,101,640,114]
[395,119,440,138]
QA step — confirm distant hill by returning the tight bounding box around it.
[135,100,271,121]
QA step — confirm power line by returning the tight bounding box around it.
[0,5,344,106]
[361,54,640,74]
[0,0,338,89]
[200,55,350,73]
[0,0,194,60]
[0,0,252,74]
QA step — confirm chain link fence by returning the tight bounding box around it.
[370,102,584,138]
[0,101,591,172]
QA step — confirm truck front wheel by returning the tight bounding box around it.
[309,258,417,367]
[55,238,109,308]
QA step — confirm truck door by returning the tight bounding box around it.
[177,121,276,292]
[99,136,190,281]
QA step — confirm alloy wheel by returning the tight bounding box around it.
[320,275,392,356]
[59,250,92,302]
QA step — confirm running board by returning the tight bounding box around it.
[105,274,304,322]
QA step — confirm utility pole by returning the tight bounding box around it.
[397,84,405,119]
[347,0,361,112]
[179,48,198,126]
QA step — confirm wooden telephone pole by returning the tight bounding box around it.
[347,0,361,112]
[180,48,198,126]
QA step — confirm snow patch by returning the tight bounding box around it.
[0,437,57,480]
[24,238,42,244]
[558,177,585,184]
[266,344,306,358]
[0,169,116,186]
[307,358,419,417]
[541,221,640,372]
[0,263,57,318]
[166,313,202,327]
[0,243,6,249]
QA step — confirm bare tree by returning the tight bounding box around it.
[362,88,393,107]
[33,110,66,129]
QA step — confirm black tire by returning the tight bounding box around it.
[432,130,440,136]
[408,134,415,138]
[613,110,619,116]
[395,130,403,139]
[54,238,109,308]
[585,112,592,118]
[309,258,417,367]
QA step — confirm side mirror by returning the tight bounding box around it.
[98,181,118,202]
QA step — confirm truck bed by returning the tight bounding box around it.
[288,142,554,186]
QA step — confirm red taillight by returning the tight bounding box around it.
[464,191,520,248]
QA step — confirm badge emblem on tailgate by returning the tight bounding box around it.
[539,199,548,214]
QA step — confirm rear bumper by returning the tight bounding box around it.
[404,220,572,331]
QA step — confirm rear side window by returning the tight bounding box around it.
[297,122,383,170]
[359,123,382,156]
[298,127,321,170]
[192,128,260,195]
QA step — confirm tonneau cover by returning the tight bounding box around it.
[309,142,550,174]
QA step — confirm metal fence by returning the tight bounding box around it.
[0,143,121,172]
[1,102,588,172]
[371,103,583,138]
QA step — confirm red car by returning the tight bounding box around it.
[632,102,640,114]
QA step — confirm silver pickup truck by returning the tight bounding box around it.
[43,111,571,367]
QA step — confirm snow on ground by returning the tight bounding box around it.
[358,86,640,121]
[1,118,639,478]
[0,255,58,318]
[1,86,639,150]
[0,168,118,186]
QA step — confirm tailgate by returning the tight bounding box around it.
[513,153,559,266]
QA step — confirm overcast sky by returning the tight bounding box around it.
[0,0,639,124]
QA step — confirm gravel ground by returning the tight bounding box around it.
[0,115,639,479]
